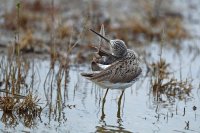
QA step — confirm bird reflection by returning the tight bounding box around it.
[95,124,132,133]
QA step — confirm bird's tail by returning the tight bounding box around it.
[81,72,95,78]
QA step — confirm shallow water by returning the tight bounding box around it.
[0,39,200,133]
[0,0,200,132]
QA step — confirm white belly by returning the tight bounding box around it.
[93,80,136,89]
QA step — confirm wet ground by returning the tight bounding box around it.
[0,0,200,133]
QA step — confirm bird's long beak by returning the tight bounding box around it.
[90,29,110,43]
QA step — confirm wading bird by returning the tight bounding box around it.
[81,28,142,89]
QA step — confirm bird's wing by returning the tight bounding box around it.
[92,46,119,65]
[90,59,142,83]
[92,46,112,57]
[111,65,142,83]
[91,61,104,71]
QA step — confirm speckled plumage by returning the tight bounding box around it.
[82,49,141,83]
[81,28,142,89]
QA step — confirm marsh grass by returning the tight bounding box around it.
[43,41,74,122]
[0,0,197,130]
[43,60,70,122]
[149,27,192,101]
[0,0,189,66]
[0,2,42,127]
[0,0,189,59]
[2,0,56,31]
[17,93,41,115]
[0,96,18,113]
[150,58,192,101]
[0,56,42,120]
[0,94,41,128]
[42,0,76,119]
[110,16,187,46]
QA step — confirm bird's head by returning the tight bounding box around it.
[110,39,127,57]
[90,29,127,58]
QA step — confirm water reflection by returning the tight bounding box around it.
[1,109,41,128]
[43,62,70,123]
[0,60,199,132]
[96,125,133,133]
[1,112,18,128]
[17,109,41,128]
[0,56,42,129]
[0,45,200,132]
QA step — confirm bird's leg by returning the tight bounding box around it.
[100,88,109,122]
[117,90,125,125]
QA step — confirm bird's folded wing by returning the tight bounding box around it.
[91,61,104,71]
[110,65,142,83]
[90,60,142,83]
